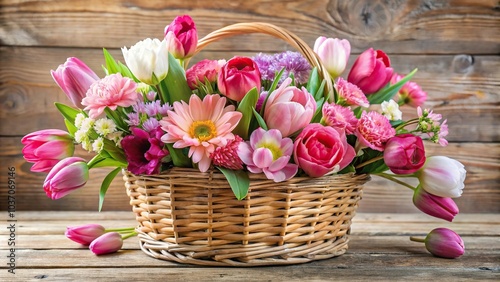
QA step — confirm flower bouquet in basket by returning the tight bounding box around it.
[22,15,466,265]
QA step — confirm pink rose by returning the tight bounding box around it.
[293,124,355,177]
[186,59,224,89]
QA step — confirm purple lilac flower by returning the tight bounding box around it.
[144,100,161,117]
[273,51,311,85]
[126,112,141,126]
[132,101,146,114]
[142,117,160,132]
[252,53,275,81]
[158,102,172,116]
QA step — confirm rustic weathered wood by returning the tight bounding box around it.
[0,0,498,213]
[0,212,498,281]
[1,0,498,53]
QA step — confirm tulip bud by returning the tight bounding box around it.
[347,48,393,95]
[384,134,426,174]
[122,38,169,85]
[65,224,106,245]
[424,228,465,258]
[43,157,89,200]
[313,37,351,79]
[413,186,459,222]
[218,56,261,102]
[417,156,466,198]
[51,57,99,108]
[21,129,75,173]
[164,14,198,59]
[89,232,123,255]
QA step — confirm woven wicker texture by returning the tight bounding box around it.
[124,22,369,266]
[124,168,369,266]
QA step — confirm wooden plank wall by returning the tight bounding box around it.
[0,0,499,212]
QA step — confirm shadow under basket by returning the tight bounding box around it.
[123,167,370,266]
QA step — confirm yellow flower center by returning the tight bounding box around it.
[259,142,282,161]
[189,120,217,142]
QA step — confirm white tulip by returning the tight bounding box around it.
[122,38,169,85]
[417,156,466,198]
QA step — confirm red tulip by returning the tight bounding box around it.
[218,56,261,102]
[347,48,393,94]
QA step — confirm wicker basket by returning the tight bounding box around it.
[123,22,370,266]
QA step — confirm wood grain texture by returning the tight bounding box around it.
[1,0,499,53]
[0,212,497,281]
[0,0,498,212]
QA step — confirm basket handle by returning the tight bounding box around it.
[187,22,334,97]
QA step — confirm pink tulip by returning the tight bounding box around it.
[51,57,99,108]
[238,128,298,182]
[413,186,459,222]
[43,157,89,200]
[384,134,426,174]
[21,129,75,172]
[218,56,261,102]
[89,232,123,255]
[294,124,355,177]
[424,228,465,258]
[416,156,466,198]
[164,14,198,59]
[313,37,351,79]
[65,224,106,245]
[264,77,316,137]
[347,48,393,94]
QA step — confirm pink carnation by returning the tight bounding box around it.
[392,74,427,107]
[82,73,141,118]
[186,59,224,89]
[322,103,358,134]
[336,77,369,108]
[355,111,396,151]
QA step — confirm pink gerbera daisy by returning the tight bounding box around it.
[160,94,242,172]
[82,73,140,118]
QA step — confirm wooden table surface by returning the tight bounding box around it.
[0,212,498,281]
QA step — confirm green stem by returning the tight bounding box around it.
[355,155,384,169]
[410,236,425,243]
[121,231,138,240]
[374,173,416,191]
[395,118,419,132]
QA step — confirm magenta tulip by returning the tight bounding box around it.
[384,134,426,174]
[347,48,393,94]
[313,36,351,79]
[264,77,316,137]
[218,56,261,102]
[65,224,106,245]
[51,57,99,108]
[43,157,89,200]
[22,129,75,172]
[89,232,123,255]
[294,124,355,177]
[164,14,198,59]
[413,186,459,222]
[424,228,465,258]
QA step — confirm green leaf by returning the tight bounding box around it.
[161,53,192,103]
[217,167,250,200]
[234,87,259,139]
[306,67,320,97]
[103,48,121,75]
[252,107,268,130]
[313,80,326,101]
[64,119,78,136]
[368,68,418,105]
[102,139,127,164]
[55,103,80,124]
[310,97,325,123]
[99,167,122,212]
[166,143,191,167]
